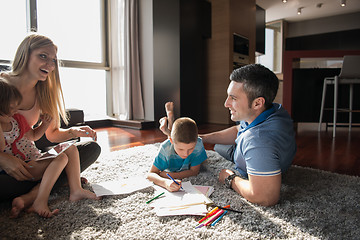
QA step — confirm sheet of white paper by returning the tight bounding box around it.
[91,177,152,197]
[150,181,213,216]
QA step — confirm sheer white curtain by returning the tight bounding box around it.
[110,0,144,120]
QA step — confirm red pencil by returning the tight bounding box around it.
[198,207,220,223]
[203,209,225,226]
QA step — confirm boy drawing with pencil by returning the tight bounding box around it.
[146,102,207,192]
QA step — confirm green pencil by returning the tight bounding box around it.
[146,192,165,204]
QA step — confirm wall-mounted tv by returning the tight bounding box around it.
[233,33,249,56]
[233,33,249,67]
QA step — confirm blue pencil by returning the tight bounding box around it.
[166,173,184,190]
[210,210,228,226]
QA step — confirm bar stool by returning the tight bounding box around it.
[318,55,360,137]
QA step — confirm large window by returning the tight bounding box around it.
[0,0,109,121]
[256,20,283,74]
[0,2,27,60]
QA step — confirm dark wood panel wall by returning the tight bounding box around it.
[151,0,258,125]
[205,0,256,124]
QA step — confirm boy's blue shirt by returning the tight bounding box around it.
[153,137,207,172]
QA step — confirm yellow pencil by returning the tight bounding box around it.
[198,207,219,223]
[163,201,206,209]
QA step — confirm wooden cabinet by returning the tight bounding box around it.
[205,0,256,124]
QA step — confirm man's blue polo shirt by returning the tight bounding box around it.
[233,103,297,178]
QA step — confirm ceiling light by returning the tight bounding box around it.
[282,0,287,3]
[297,7,302,15]
[341,0,346,7]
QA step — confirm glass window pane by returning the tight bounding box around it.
[37,0,102,63]
[257,28,275,70]
[0,2,27,60]
[60,68,107,121]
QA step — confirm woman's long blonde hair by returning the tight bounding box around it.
[10,34,68,126]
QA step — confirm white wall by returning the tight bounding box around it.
[138,0,181,122]
[288,12,360,38]
[139,0,154,121]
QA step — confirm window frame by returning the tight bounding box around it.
[0,0,112,120]
[0,0,110,70]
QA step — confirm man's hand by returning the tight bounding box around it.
[219,169,234,184]
[219,167,282,206]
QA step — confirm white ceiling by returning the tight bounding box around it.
[256,0,360,23]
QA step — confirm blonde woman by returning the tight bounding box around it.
[0,34,101,217]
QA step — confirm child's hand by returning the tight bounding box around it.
[40,113,53,125]
[165,179,182,192]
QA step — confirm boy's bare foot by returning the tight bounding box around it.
[69,188,101,202]
[165,102,174,130]
[28,201,59,218]
[159,117,171,137]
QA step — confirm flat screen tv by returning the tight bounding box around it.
[233,33,249,56]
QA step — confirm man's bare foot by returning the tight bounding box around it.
[165,102,174,130]
[159,117,171,137]
[28,201,59,218]
[69,188,101,202]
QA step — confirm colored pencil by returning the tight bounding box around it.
[195,223,204,229]
[198,207,219,223]
[210,210,228,226]
[216,206,242,213]
[203,209,225,226]
[146,192,165,204]
[164,201,206,209]
[166,173,184,190]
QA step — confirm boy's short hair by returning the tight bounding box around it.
[170,117,198,144]
[0,77,22,116]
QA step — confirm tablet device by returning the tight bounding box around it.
[37,140,77,161]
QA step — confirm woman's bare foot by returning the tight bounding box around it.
[81,177,88,184]
[159,117,171,137]
[165,102,174,130]
[69,188,100,202]
[28,200,59,218]
[10,197,26,218]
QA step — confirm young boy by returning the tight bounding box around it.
[147,102,207,192]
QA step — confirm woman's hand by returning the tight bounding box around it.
[69,126,97,141]
[0,154,34,181]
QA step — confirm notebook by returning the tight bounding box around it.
[149,182,213,216]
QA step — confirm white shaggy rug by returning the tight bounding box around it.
[1,143,360,240]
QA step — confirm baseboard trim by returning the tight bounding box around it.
[85,119,155,130]
[111,119,155,129]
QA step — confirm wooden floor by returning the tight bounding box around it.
[94,123,360,176]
